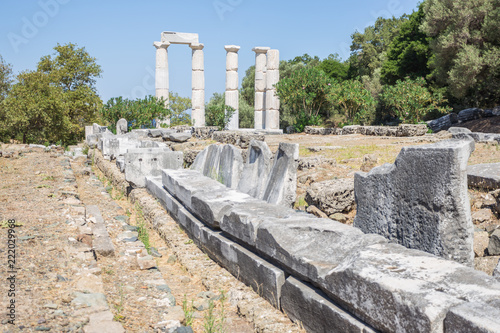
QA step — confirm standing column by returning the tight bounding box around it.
[154,41,170,127]
[190,43,205,127]
[252,47,270,129]
[265,49,280,130]
[225,45,240,130]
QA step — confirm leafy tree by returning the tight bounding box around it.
[37,43,103,139]
[328,80,376,124]
[318,53,349,81]
[100,95,169,132]
[240,65,255,107]
[238,95,254,129]
[2,71,67,144]
[205,93,235,130]
[289,54,321,67]
[381,4,431,85]
[421,0,500,107]
[348,16,407,79]
[0,55,13,102]
[169,92,191,126]
[379,77,451,123]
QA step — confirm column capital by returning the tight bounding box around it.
[224,45,240,53]
[153,41,170,49]
[252,46,270,54]
[190,43,204,50]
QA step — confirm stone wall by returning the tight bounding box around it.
[304,124,428,136]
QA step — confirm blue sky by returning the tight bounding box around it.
[0,0,421,103]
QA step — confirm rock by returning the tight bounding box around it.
[427,113,458,132]
[211,131,265,149]
[474,231,489,257]
[396,124,428,137]
[217,145,244,189]
[87,205,115,257]
[149,247,162,258]
[458,108,485,122]
[285,126,296,134]
[304,126,334,135]
[167,255,177,264]
[330,213,347,223]
[297,156,336,170]
[306,205,329,218]
[305,178,355,215]
[84,310,124,333]
[117,231,139,243]
[168,132,192,143]
[494,259,500,277]
[360,154,377,172]
[472,209,493,224]
[75,274,105,294]
[116,118,128,135]
[491,189,500,214]
[448,127,472,134]
[137,254,156,270]
[354,139,475,266]
[192,126,218,140]
[488,230,500,255]
[237,140,273,199]
[262,142,299,207]
[183,149,200,167]
[163,306,185,323]
[468,163,500,190]
[71,292,109,310]
[474,256,500,275]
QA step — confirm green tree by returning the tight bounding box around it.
[381,4,431,85]
[379,77,450,123]
[238,95,254,129]
[0,55,13,101]
[240,65,255,107]
[37,43,103,140]
[318,53,349,81]
[328,80,376,124]
[100,95,169,132]
[348,16,407,79]
[421,0,500,106]
[2,71,68,143]
[205,93,235,130]
[169,92,191,126]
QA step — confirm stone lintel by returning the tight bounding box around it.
[161,31,199,45]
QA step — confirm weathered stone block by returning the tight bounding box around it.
[305,178,355,215]
[218,144,243,189]
[458,108,485,122]
[281,277,376,333]
[190,148,207,173]
[116,118,128,135]
[220,201,296,247]
[202,144,222,178]
[354,139,475,265]
[321,242,500,333]
[467,163,500,190]
[444,300,500,333]
[262,143,298,207]
[87,205,115,257]
[427,113,458,132]
[125,148,182,188]
[237,140,273,199]
[396,124,428,137]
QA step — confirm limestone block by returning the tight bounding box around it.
[265,110,280,130]
[102,138,119,159]
[124,148,182,188]
[220,201,297,248]
[87,205,115,257]
[444,300,500,333]
[427,113,458,132]
[254,91,265,111]
[225,46,240,70]
[191,90,205,110]
[254,71,267,92]
[237,140,273,199]
[253,49,269,70]
[265,69,279,89]
[467,163,500,190]
[191,70,205,90]
[449,127,472,134]
[218,144,243,188]
[199,228,285,309]
[281,277,376,333]
[254,110,265,130]
[342,125,361,134]
[256,217,386,282]
[155,68,169,90]
[354,139,475,265]
[116,118,128,135]
[161,31,199,45]
[225,90,239,110]
[225,71,238,91]
[262,143,299,207]
[266,50,280,70]
[191,188,257,228]
[321,242,500,333]
[202,144,223,178]
[494,259,500,278]
[147,176,180,217]
[265,89,279,111]
[86,134,98,148]
[93,123,108,134]
[305,178,355,215]
[191,149,207,173]
[190,44,204,70]
[396,124,427,137]
[168,132,192,143]
[85,126,93,139]
[116,157,125,173]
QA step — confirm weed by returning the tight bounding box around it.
[293,196,308,209]
[135,203,150,252]
[36,184,52,189]
[82,145,89,155]
[42,175,55,181]
[125,209,131,217]
[182,295,195,327]
[184,239,193,245]
[0,220,23,228]
[202,290,227,333]
[103,267,114,275]
[113,283,125,322]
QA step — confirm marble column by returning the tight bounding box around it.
[154,41,170,127]
[252,47,270,129]
[225,45,240,130]
[190,43,205,127]
[265,49,280,130]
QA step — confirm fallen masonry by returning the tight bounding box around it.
[89,128,500,333]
